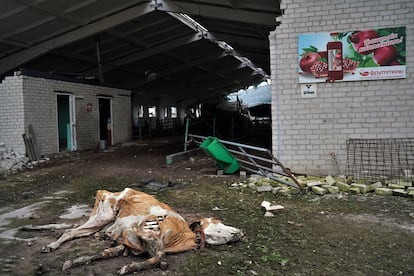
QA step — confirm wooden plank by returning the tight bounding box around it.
[22,133,35,160]
[28,125,40,160]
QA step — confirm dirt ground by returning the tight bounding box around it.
[0,137,413,276]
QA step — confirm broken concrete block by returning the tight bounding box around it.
[278,188,292,196]
[256,185,272,192]
[407,187,414,192]
[323,185,339,194]
[408,191,414,199]
[388,184,406,189]
[261,200,284,212]
[399,181,413,187]
[239,171,247,179]
[307,181,322,188]
[247,183,256,189]
[367,182,382,192]
[348,187,360,194]
[261,200,271,209]
[311,186,326,195]
[264,211,275,217]
[325,175,336,186]
[351,183,368,194]
[392,189,408,197]
[375,187,393,196]
[336,182,350,192]
[271,187,282,194]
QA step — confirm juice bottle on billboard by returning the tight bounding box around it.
[327,41,343,81]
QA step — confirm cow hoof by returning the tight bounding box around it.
[40,246,52,253]
[62,260,73,271]
[160,261,169,270]
[118,266,127,275]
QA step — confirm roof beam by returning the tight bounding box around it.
[14,0,88,25]
[155,0,277,26]
[0,2,154,75]
[109,32,205,67]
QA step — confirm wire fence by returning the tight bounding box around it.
[345,138,414,184]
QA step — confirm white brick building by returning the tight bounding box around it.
[0,71,131,156]
[270,0,414,175]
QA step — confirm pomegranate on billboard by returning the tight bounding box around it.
[298,26,406,83]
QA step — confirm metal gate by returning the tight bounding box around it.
[189,134,303,190]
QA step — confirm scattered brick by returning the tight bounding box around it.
[312,186,326,195]
[367,182,382,192]
[336,182,350,192]
[392,189,408,197]
[351,183,368,194]
[325,175,336,186]
[375,187,393,196]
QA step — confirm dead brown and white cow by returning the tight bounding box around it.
[41,188,243,274]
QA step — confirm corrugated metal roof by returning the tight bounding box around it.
[0,0,281,101]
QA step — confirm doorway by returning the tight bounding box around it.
[57,94,76,151]
[98,98,112,146]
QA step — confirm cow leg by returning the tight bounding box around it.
[62,244,125,271]
[118,251,164,275]
[118,216,165,275]
[42,190,119,252]
[41,216,113,252]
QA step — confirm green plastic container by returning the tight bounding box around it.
[200,136,239,174]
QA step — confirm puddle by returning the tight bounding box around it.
[0,200,90,241]
[53,190,73,195]
[59,204,91,219]
[0,201,49,241]
[0,202,49,228]
[0,228,36,242]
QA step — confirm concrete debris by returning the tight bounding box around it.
[261,200,284,217]
[392,189,408,197]
[336,182,351,192]
[0,143,49,174]
[325,175,336,185]
[233,173,412,200]
[256,185,273,192]
[367,182,382,192]
[388,184,406,189]
[311,186,326,195]
[306,181,322,188]
[375,187,393,196]
[350,183,368,194]
[323,185,339,194]
[260,200,284,211]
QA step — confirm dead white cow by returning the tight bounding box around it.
[41,188,243,274]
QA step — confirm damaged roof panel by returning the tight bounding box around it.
[0,0,281,101]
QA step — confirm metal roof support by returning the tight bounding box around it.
[0,2,154,75]
[109,32,207,67]
[95,37,104,82]
[155,0,277,26]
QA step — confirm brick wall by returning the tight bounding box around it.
[270,0,414,175]
[0,74,131,156]
[0,75,25,154]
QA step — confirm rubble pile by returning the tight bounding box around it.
[302,175,414,199]
[0,142,48,175]
[231,173,414,200]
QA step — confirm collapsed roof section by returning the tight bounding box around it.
[0,0,281,101]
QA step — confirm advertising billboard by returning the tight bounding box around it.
[298,27,406,83]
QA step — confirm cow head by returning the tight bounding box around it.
[193,218,244,246]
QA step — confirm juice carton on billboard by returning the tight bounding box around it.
[298,27,406,83]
